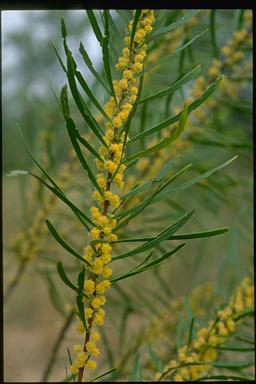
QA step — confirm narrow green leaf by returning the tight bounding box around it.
[197,375,254,382]
[51,41,67,72]
[66,53,107,146]
[57,262,78,293]
[139,65,201,104]
[128,75,223,143]
[114,164,192,229]
[145,29,208,74]
[156,155,238,201]
[187,316,196,349]
[76,293,87,329]
[113,211,193,260]
[75,70,110,120]
[65,116,103,195]
[210,10,219,57]
[59,85,104,162]
[209,345,254,352]
[148,345,163,372]
[17,123,62,192]
[40,268,66,316]
[130,10,142,53]
[90,368,117,383]
[28,171,93,229]
[102,36,117,103]
[46,220,91,266]
[111,228,229,243]
[130,353,143,382]
[86,10,103,46]
[125,105,188,163]
[139,243,185,269]
[61,17,67,38]
[151,10,200,38]
[77,267,85,292]
[60,84,70,115]
[7,170,28,177]
[79,42,111,94]
[212,360,254,369]
[67,348,76,382]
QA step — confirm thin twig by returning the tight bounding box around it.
[4,261,27,304]
[42,309,75,382]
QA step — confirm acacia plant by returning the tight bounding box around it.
[13,9,248,382]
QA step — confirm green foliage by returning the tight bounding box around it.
[4,8,253,383]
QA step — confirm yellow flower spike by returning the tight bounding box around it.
[84,279,96,295]
[73,11,156,381]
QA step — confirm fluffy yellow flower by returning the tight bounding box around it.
[91,296,106,309]
[86,360,97,369]
[93,308,105,326]
[105,160,118,173]
[86,340,100,357]
[85,307,93,319]
[96,280,111,294]
[84,279,95,295]
[102,266,113,278]
[73,344,82,353]
[91,331,100,342]
[90,227,100,240]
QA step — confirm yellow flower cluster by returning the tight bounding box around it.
[70,10,154,377]
[155,275,254,381]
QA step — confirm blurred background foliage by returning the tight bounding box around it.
[3,9,253,382]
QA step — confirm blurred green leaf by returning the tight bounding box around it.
[151,10,200,38]
[86,10,103,46]
[57,262,78,293]
[46,220,90,266]
[79,42,111,94]
[128,75,223,143]
[139,65,201,104]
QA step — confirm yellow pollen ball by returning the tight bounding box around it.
[84,279,95,295]
[86,360,97,369]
